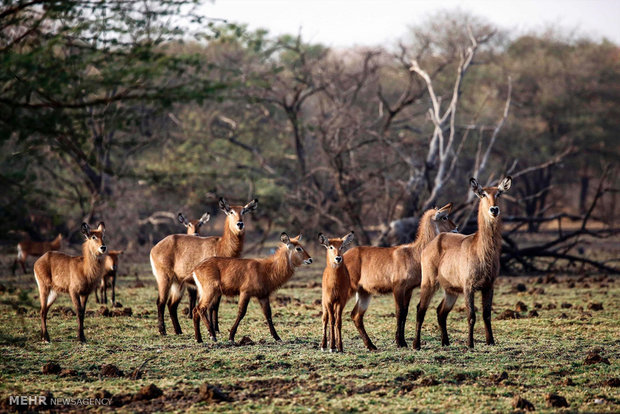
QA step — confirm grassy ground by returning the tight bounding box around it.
[0,257,618,413]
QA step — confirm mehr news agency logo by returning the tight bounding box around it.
[9,395,112,407]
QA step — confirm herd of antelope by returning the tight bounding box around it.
[17,176,513,352]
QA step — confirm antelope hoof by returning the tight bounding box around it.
[367,344,378,351]
[329,348,336,353]
[320,347,326,352]
[210,336,217,342]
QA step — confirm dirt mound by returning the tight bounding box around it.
[603,378,620,387]
[497,309,519,320]
[587,302,604,311]
[419,377,438,386]
[562,377,574,386]
[490,371,508,384]
[96,306,132,317]
[42,362,61,375]
[101,364,124,377]
[111,307,132,317]
[52,306,75,316]
[515,301,528,312]
[134,384,163,401]
[515,283,527,292]
[238,336,255,346]
[546,393,569,408]
[528,310,539,317]
[512,395,535,411]
[585,350,610,365]
[60,368,78,377]
[199,383,231,402]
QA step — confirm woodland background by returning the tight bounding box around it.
[1,1,618,273]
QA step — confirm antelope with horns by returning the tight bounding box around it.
[150,198,258,336]
[414,177,512,350]
[344,203,457,350]
[319,231,355,353]
[191,233,312,344]
[95,250,123,305]
[13,234,63,275]
[178,211,211,235]
[33,222,107,343]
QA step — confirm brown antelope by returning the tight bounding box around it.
[177,211,210,318]
[178,212,210,235]
[319,231,355,353]
[150,198,258,336]
[95,250,123,305]
[33,222,107,343]
[12,233,63,275]
[344,203,457,350]
[414,177,512,350]
[191,233,312,344]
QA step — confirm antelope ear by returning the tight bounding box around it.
[178,213,189,227]
[318,233,329,248]
[470,178,485,198]
[498,176,512,192]
[294,234,302,242]
[81,223,91,238]
[241,198,259,215]
[219,197,231,213]
[97,222,105,233]
[435,203,453,220]
[198,212,210,226]
[280,232,290,246]
[341,231,355,251]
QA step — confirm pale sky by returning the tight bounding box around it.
[201,0,620,47]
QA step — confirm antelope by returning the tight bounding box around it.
[33,222,107,343]
[319,231,355,353]
[191,233,312,344]
[12,233,63,275]
[178,212,210,235]
[177,211,210,317]
[95,250,123,305]
[344,203,457,350]
[414,177,512,350]
[150,198,258,336]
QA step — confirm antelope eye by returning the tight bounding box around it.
[329,246,334,250]
[295,247,302,252]
[91,235,97,240]
[442,216,447,221]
